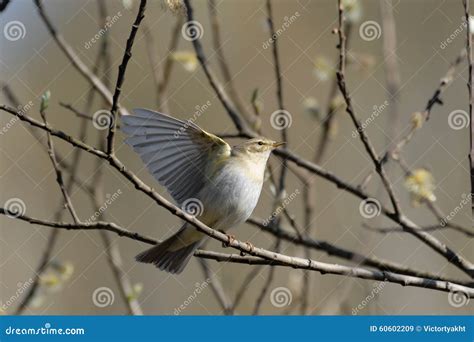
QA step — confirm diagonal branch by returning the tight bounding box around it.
[2,103,473,277]
[107,0,147,155]
[2,208,473,296]
[182,0,251,135]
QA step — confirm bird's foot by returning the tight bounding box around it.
[240,241,255,256]
[222,234,235,248]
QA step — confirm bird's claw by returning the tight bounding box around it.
[240,241,254,256]
[222,234,235,248]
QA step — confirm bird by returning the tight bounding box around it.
[121,109,284,274]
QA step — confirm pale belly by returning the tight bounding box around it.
[198,161,264,231]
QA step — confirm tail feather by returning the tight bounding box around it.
[136,229,202,274]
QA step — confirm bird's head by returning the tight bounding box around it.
[233,138,285,158]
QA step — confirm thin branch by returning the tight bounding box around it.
[3,208,473,296]
[381,49,466,166]
[247,218,469,284]
[107,0,147,155]
[231,265,263,312]
[198,260,232,315]
[334,2,474,278]
[252,0,289,315]
[183,0,251,135]
[208,0,253,127]
[3,103,473,278]
[364,223,474,238]
[39,101,81,223]
[336,0,401,217]
[380,0,401,149]
[33,0,129,116]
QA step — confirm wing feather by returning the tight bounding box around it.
[121,108,231,205]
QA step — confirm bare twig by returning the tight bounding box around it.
[364,222,474,238]
[3,103,473,277]
[336,0,401,217]
[198,260,232,315]
[107,0,147,154]
[208,0,253,127]
[33,0,129,116]
[182,0,251,135]
[3,208,472,296]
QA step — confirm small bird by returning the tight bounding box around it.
[121,109,283,274]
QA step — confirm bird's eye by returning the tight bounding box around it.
[257,141,264,146]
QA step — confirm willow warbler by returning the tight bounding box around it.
[121,109,283,274]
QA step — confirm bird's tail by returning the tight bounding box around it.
[135,224,203,274]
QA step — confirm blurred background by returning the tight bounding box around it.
[0,0,473,315]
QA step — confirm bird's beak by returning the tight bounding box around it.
[272,141,286,148]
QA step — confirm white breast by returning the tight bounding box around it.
[198,156,266,230]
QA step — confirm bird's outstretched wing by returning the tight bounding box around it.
[121,109,231,205]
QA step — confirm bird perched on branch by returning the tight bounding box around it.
[122,109,284,274]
